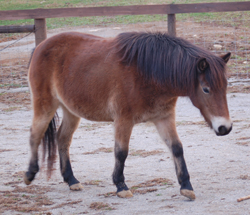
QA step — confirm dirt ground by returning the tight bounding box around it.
[1,89,250,214]
[1,21,250,214]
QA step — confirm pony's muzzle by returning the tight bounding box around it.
[216,125,232,136]
[211,116,232,136]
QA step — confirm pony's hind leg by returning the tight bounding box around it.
[154,115,196,201]
[112,119,134,198]
[24,106,58,185]
[57,107,82,190]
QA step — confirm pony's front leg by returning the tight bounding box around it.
[57,108,82,190]
[154,116,196,200]
[112,119,134,198]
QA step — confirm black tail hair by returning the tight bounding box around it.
[42,113,59,179]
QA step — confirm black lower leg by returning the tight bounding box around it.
[60,157,79,187]
[25,159,39,182]
[172,141,193,191]
[112,144,129,193]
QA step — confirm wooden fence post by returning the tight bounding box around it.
[168,14,176,37]
[35,18,47,46]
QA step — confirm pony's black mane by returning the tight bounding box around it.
[114,32,227,93]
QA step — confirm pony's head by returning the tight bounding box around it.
[114,32,232,135]
[189,52,232,136]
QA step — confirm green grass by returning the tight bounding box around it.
[2,106,20,112]
[0,0,249,29]
[1,0,249,10]
[0,83,26,88]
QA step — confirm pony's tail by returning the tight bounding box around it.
[28,48,36,69]
[42,113,59,179]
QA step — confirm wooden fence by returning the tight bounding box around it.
[0,2,250,45]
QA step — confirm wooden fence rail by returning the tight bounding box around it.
[0,2,250,44]
[0,25,34,33]
[1,2,250,20]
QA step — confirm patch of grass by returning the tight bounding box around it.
[176,120,207,126]
[0,84,25,88]
[132,188,158,195]
[98,191,117,197]
[0,149,13,152]
[1,0,249,11]
[236,141,249,146]
[89,202,115,210]
[227,85,250,93]
[0,0,249,29]
[131,186,139,190]
[239,175,250,180]
[0,185,55,213]
[131,178,174,189]
[83,147,113,155]
[46,14,168,29]
[2,106,20,112]
[130,149,164,157]
[84,180,102,186]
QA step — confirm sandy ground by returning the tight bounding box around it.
[1,20,250,214]
[1,91,250,214]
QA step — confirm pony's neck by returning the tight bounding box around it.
[160,84,191,97]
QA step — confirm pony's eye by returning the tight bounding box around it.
[202,87,210,94]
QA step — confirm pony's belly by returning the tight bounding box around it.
[77,110,113,122]
[56,88,114,121]
[59,100,113,122]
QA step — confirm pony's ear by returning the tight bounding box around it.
[221,52,231,63]
[198,58,208,72]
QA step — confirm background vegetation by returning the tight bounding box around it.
[0,0,249,29]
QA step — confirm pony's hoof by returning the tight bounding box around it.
[70,183,83,191]
[23,172,31,185]
[180,189,196,200]
[117,190,133,198]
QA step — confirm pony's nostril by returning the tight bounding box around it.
[218,125,227,135]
